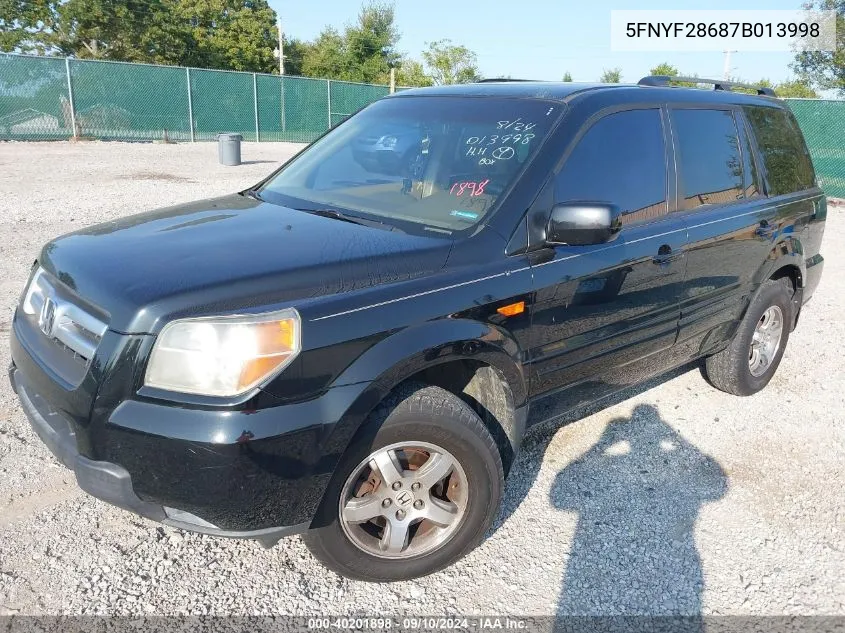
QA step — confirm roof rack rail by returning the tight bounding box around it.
[637,75,777,97]
[476,78,537,83]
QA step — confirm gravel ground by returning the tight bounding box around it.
[0,141,842,616]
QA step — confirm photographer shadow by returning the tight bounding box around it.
[549,403,727,619]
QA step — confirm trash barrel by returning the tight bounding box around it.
[217,133,242,166]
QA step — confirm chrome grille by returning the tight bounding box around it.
[21,268,107,362]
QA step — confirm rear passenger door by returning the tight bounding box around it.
[671,105,794,353]
[529,107,688,398]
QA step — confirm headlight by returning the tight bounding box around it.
[144,308,301,397]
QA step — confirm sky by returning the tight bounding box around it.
[269,0,802,85]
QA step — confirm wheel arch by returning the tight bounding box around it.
[323,319,528,480]
[753,235,806,290]
[750,237,806,329]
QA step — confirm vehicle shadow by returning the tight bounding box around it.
[492,367,729,619]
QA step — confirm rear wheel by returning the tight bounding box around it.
[704,279,793,396]
[302,383,503,582]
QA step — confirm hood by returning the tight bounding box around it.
[40,194,452,333]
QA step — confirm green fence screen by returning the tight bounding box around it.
[786,99,845,198]
[0,54,71,140]
[70,59,191,141]
[3,53,845,198]
[0,53,391,144]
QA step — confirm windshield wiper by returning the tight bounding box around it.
[296,207,404,233]
[241,188,264,201]
[306,208,369,226]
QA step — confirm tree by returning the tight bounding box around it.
[0,0,57,53]
[727,77,818,98]
[600,67,622,83]
[0,0,484,88]
[299,2,399,83]
[774,78,819,98]
[282,36,309,76]
[344,2,399,83]
[792,0,845,95]
[562,71,572,82]
[55,0,178,61]
[137,0,196,66]
[1,0,280,72]
[649,62,678,77]
[422,39,481,84]
[177,0,278,72]
[396,58,432,87]
[647,63,700,87]
[301,28,347,79]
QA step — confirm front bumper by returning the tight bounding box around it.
[9,365,310,545]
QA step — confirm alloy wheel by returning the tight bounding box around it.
[748,305,784,377]
[338,441,468,559]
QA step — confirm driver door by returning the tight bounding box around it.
[528,107,687,400]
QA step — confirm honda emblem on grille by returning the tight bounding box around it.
[38,296,57,337]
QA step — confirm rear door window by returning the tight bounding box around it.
[555,108,667,225]
[743,105,815,196]
[672,109,744,210]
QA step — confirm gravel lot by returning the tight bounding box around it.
[0,141,842,616]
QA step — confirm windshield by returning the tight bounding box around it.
[260,96,563,233]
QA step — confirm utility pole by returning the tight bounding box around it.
[278,19,285,75]
[723,50,737,81]
[389,67,396,94]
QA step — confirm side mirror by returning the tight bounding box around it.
[546,202,622,246]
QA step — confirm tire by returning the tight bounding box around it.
[704,279,793,396]
[302,383,504,582]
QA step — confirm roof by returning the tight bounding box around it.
[394,81,610,100]
[391,81,782,108]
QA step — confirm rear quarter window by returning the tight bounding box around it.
[743,105,816,196]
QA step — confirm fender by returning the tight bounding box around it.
[749,232,806,325]
[697,231,807,359]
[335,318,526,402]
[315,318,529,468]
[753,232,806,288]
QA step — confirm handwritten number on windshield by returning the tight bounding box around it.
[466,133,535,147]
[450,179,490,197]
[496,118,536,131]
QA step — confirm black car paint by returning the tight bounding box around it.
[9,82,826,538]
[39,195,453,334]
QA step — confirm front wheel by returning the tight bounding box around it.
[302,384,504,582]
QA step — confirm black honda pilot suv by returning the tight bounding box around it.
[9,77,826,582]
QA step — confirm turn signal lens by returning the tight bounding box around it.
[497,301,525,317]
[144,308,301,397]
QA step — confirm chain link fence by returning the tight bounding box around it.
[0,53,391,144]
[2,53,845,197]
[787,99,845,198]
